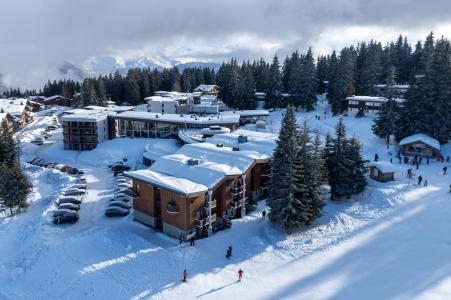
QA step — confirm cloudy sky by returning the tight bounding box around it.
[1,0,450,89]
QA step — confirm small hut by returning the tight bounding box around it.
[368,161,398,182]
[399,134,440,158]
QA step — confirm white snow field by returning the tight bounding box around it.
[1,103,451,300]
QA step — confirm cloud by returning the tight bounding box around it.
[0,0,450,89]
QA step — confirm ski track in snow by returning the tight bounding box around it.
[1,103,450,299]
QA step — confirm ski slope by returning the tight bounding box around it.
[1,105,450,300]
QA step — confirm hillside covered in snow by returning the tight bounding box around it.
[1,103,451,300]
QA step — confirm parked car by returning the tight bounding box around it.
[68,183,87,190]
[31,137,44,145]
[58,203,80,211]
[38,160,51,167]
[56,196,82,205]
[47,162,58,168]
[109,161,125,168]
[62,188,85,196]
[79,178,87,184]
[54,164,66,171]
[47,124,58,130]
[53,209,79,224]
[31,158,45,165]
[105,207,129,217]
[27,157,39,164]
[109,201,132,209]
[67,168,79,175]
[116,182,131,188]
[111,164,130,173]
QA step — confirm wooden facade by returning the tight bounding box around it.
[401,142,438,158]
[369,166,395,182]
[128,160,270,240]
[63,120,100,151]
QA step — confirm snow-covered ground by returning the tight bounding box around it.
[1,104,450,300]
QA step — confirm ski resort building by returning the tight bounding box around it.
[112,111,240,138]
[125,129,277,240]
[145,95,191,114]
[345,96,404,117]
[62,109,111,150]
[41,95,67,108]
[221,110,269,125]
[399,134,441,158]
[193,84,219,96]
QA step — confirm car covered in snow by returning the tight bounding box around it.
[57,203,80,211]
[53,209,79,224]
[31,137,44,145]
[62,188,85,196]
[68,183,87,190]
[105,206,129,217]
[108,201,131,209]
[56,196,82,205]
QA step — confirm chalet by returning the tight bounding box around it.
[399,134,440,158]
[0,99,34,128]
[345,96,404,117]
[193,84,220,96]
[124,129,277,240]
[42,95,67,108]
[0,111,15,127]
[368,161,398,182]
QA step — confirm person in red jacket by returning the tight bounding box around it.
[238,269,244,282]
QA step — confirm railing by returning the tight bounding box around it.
[195,213,217,227]
[206,199,216,209]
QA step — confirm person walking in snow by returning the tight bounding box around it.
[444,166,448,175]
[179,234,183,245]
[262,210,266,219]
[427,157,430,164]
[183,269,188,282]
[424,180,428,187]
[374,153,379,162]
[190,237,195,246]
[238,269,244,282]
[418,175,423,186]
[416,161,419,170]
[226,246,232,259]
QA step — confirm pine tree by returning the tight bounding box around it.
[347,137,368,195]
[299,48,318,111]
[0,120,19,166]
[325,118,355,200]
[309,134,327,219]
[372,66,400,141]
[0,163,32,215]
[267,105,299,224]
[266,55,283,109]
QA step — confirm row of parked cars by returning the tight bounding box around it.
[30,116,59,146]
[27,157,86,178]
[53,172,87,224]
[105,172,135,217]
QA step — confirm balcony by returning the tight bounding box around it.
[231,199,245,209]
[195,213,217,227]
[206,199,216,209]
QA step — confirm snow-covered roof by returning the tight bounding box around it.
[367,161,399,173]
[399,134,440,150]
[44,95,64,102]
[194,84,218,92]
[221,110,269,117]
[0,99,27,116]
[124,169,207,197]
[143,139,180,162]
[206,129,277,157]
[374,84,410,89]
[113,111,240,125]
[61,109,108,122]
[346,96,404,103]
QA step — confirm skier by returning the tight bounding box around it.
[238,269,244,282]
[427,157,430,164]
[374,153,379,162]
[179,234,183,245]
[418,175,423,186]
[262,210,266,219]
[444,166,448,175]
[424,180,428,187]
[183,269,188,282]
[416,161,419,170]
[407,169,412,178]
[190,237,195,246]
[398,156,402,164]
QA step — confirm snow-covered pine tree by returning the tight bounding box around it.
[326,118,354,200]
[267,105,298,224]
[372,66,400,141]
[299,48,318,111]
[0,163,32,215]
[347,136,368,195]
[309,134,327,219]
[266,55,283,110]
[281,120,313,230]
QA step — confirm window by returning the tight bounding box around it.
[167,198,179,213]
